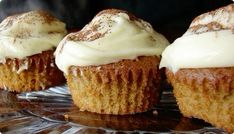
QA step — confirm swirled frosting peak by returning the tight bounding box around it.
[0,10,67,63]
[55,9,169,74]
[160,4,234,73]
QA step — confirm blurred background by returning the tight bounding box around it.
[0,0,232,42]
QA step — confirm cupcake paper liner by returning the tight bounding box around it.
[166,68,234,133]
[0,50,65,92]
[66,56,162,115]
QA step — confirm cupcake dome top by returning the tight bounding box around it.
[0,10,67,62]
[55,9,169,74]
[186,3,234,35]
[160,4,234,73]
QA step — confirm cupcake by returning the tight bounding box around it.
[55,9,169,115]
[0,11,67,92]
[160,4,234,132]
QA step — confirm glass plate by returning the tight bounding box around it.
[0,85,226,134]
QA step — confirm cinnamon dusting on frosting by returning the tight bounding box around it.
[67,25,105,42]
[186,4,234,35]
[0,10,67,60]
[96,9,138,21]
[67,9,140,42]
[0,11,57,31]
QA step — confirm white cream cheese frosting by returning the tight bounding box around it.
[160,4,234,73]
[55,9,169,74]
[0,11,67,63]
